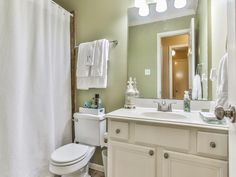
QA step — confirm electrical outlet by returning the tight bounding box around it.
[145,69,151,76]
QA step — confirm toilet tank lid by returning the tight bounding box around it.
[73,113,105,121]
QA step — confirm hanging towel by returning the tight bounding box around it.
[76,39,109,90]
[76,41,96,77]
[192,74,202,100]
[91,39,109,77]
[215,53,228,108]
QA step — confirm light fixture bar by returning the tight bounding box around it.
[156,0,167,13]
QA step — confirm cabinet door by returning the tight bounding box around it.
[162,150,228,177]
[108,141,156,177]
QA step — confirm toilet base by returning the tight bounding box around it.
[62,164,90,177]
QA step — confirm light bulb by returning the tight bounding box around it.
[172,50,176,56]
[139,4,149,16]
[174,0,187,9]
[135,0,146,8]
[156,0,167,13]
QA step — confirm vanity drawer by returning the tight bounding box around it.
[197,132,228,158]
[109,121,129,140]
[134,124,190,151]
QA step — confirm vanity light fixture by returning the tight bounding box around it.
[139,4,150,16]
[156,0,167,13]
[135,0,146,8]
[174,0,187,9]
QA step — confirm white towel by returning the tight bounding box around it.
[77,39,109,90]
[91,39,109,77]
[215,53,228,108]
[192,74,202,100]
[76,41,96,77]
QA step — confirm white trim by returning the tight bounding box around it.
[157,29,190,98]
[169,44,189,98]
[89,162,105,172]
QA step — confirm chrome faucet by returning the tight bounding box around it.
[154,100,176,112]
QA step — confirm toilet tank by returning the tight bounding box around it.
[73,113,106,146]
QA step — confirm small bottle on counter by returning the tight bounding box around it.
[184,91,191,112]
[94,94,100,109]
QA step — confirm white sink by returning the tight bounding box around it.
[141,111,187,119]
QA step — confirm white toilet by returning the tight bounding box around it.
[49,113,106,177]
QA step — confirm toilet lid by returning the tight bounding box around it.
[51,143,89,163]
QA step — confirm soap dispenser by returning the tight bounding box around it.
[124,77,136,109]
[184,91,191,112]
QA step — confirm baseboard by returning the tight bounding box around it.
[89,162,104,172]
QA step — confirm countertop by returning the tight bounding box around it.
[105,107,229,131]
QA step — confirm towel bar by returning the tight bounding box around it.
[74,40,118,49]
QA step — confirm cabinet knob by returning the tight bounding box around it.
[210,142,216,148]
[164,153,169,159]
[115,129,121,134]
[149,150,154,156]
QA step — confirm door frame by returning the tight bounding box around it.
[169,44,189,99]
[227,0,236,177]
[157,29,190,98]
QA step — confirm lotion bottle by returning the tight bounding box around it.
[184,91,191,112]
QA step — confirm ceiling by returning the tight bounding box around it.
[128,0,199,26]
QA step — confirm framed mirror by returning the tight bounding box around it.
[128,0,228,101]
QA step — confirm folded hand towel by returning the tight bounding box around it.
[76,41,96,77]
[91,39,109,77]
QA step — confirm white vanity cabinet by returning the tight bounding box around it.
[162,150,228,177]
[109,141,156,177]
[107,118,228,177]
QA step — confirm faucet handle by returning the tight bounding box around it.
[153,100,162,111]
[161,100,167,105]
[168,101,177,111]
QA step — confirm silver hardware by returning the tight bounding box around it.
[164,153,169,159]
[210,142,216,148]
[154,100,177,112]
[149,150,154,156]
[116,129,121,134]
[215,105,236,123]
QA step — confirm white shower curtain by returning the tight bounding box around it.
[0,0,72,177]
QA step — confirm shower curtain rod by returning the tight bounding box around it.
[51,0,74,17]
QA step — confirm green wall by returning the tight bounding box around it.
[128,16,193,98]
[54,0,130,165]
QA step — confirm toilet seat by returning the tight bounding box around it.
[50,144,96,175]
[51,143,89,166]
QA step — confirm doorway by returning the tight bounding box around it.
[170,46,189,99]
[160,33,189,99]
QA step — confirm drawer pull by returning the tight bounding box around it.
[210,142,216,148]
[116,129,121,134]
[149,150,154,156]
[164,153,169,159]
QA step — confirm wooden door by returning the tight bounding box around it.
[162,151,228,177]
[172,58,189,99]
[108,141,156,177]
